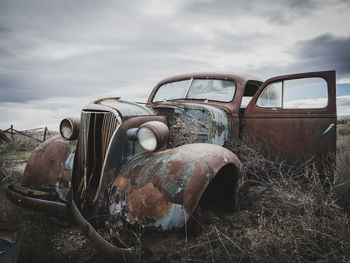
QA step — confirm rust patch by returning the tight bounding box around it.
[23,137,68,187]
[109,143,243,230]
[127,183,172,223]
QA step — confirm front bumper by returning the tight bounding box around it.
[5,185,68,216]
[71,200,134,261]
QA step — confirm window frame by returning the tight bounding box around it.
[256,77,329,110]
[152,77,237,103]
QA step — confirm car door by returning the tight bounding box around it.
[241,71,336,166]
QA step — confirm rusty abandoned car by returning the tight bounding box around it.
[6,71,336,259]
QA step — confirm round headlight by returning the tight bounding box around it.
[138,127,158,151]
[137,121,169,151]
[59,117,80,140]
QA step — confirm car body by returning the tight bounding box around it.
[6,70,337,260]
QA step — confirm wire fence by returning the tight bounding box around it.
[0,125,49,145]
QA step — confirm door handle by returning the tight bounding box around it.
[322,123,335,136]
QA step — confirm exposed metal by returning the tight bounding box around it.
[108,143,243,230]
[59,117,80,140]
[87,98,154,120]
[71,200,133,261]
[83,115,167,207]
[74,111,120,209]
[150,102,229,146]
[22,135,76,201]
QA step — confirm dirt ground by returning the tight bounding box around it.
[0,148,100,263]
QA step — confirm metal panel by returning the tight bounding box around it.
[108,143,244,230]
[242,70,337,165]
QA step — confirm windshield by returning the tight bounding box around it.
[152,78,236,103]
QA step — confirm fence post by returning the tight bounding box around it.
[43,127,47,141]
[10,124,14,142]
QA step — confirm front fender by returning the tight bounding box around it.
[108,143,244,230]
[22,135,77,201]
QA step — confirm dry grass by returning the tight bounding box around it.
[0,130,96,263]
[335,121,350,212]
[2,122,350,262]
[4,132,43,151]
[168,118,200,148]
[249,169,350,262]
[0,154,13,183]
[337,119,350,135]
[223,130,350,262]
[103,123,350,262]
[0,131,51,183]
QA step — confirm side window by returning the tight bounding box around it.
[257,77,328,109]
[283,78,328,108]
[256,82,282,108]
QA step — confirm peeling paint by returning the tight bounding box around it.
[151,102,229,146]
[107,143,243,230]
[146,204,189,230]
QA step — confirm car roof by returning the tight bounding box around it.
[156,72,264,87]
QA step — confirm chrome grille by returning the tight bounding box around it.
[101,112,118,160]
[76,111,119,205]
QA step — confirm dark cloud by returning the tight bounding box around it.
[230,33,350,81]
[295,33,350,77]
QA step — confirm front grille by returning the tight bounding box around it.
[75,111,119,208]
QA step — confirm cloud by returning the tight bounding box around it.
[0,96,96,130]
[0,0,350,129]
[337,95,350,116]
[295,34,350,79]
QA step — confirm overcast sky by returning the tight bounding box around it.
[1,0,350,130]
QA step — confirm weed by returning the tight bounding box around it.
[168,118,200,148]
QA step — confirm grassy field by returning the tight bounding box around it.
[1,123,350,262]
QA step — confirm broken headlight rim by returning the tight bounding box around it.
[137,121,169,151]
[59,117,80,140]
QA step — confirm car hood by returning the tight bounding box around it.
[83,97,154,120]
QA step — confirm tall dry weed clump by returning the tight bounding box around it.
[335,121,350,212]
[0,153,12,183]
[168,118,200,148]
[5,133,41,151]
[226,138,350,262]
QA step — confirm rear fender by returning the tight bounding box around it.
[22,135,77,201]
[108,143,244,230]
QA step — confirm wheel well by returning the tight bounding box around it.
[198,163,241,212]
